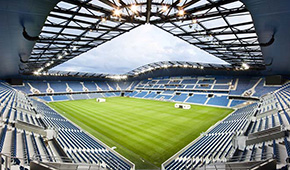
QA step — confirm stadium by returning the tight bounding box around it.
[0,0,290,169]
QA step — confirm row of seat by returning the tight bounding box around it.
[0,83,134,170]
[31,98,133,169]
[164,103,258,169]
[15,81,138,94]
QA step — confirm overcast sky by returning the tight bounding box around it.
[52,24,228,74]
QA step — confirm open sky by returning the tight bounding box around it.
[52,24,228,74]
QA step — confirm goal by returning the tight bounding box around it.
[174,103,191,110]
[96,98,106,102]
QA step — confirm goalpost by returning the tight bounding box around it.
[174,103,191,110]
[96,98,106,102]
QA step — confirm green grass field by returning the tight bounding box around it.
[48,97,233,169]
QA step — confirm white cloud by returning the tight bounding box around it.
[52,24,228,74]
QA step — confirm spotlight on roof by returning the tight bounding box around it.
[242,63,250,70]
[72,46,78,51]
[192,18,197,24]
[33,71,39,75]
[101,17,107,22]
[113,9,122,16]
[37,68,43,72]
[106,75,127,80]
[57,54,63,59]
[130,4,138,13]
[178,9,185,16]
[161,6,168,12]
[162,64,168,68]
[46,63,51,67]
[64,51,69,56]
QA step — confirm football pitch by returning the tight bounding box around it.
[48,97,233,169]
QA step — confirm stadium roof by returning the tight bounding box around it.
[27,0,264,74]
[44,61,257,80]
[0,0,290,77]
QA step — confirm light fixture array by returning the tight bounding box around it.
[28,0,263,76]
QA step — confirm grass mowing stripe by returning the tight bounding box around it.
[48,97,233,169]
[56,102,171,147]
[59,102,180,147]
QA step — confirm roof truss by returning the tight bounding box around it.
[25,0,264,74]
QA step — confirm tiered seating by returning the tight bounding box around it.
[67,82,83,92]
[3,77,289,169]
[143,92,158,99]
[230,77,260,95]
[38,96,52,102]
[0,83,134,169]
[31,98,133,169]
[162,91,175,95]
[49,81,67,92]
[28,81,48,93]
[171,93,188,102]
[88,93,103,99]
[71,94,89,100]
[96,82,110,91]
[52,95,69,101]
[207,96,229,107]
[0,125,7,151]
[155,94,173,100]
[83,81,97,91]
[164,103,257,169]
[186,94,207,104]
[230,100,245,107]
[181,79,197,84]
[134,91,148,98]
[222,86,290,168]
[117,81,133,90]
[14,80,140,95]
[12,82,31,94]
[213,85,229,89]
[253,78,280,97]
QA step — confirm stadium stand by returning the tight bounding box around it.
[12,76,283,108]
[1,76,289,170]
[162,83,290,169]
[2,0,290,169]
[0,83,134,170]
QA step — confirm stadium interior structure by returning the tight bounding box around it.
[1,0,290,170]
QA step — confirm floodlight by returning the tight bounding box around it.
[72,46,78,51]
[242,63,250,70]
[130,4,138,13]
[106,75,128,80]
[101,17,106,22]
[163,65,168,68]
[161,6,168,12]
[113,9,122,16]
[192,18,197,24]
[178,9,185,16]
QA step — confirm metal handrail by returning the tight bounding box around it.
[0,152,123,170]
[226,153,274,162]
